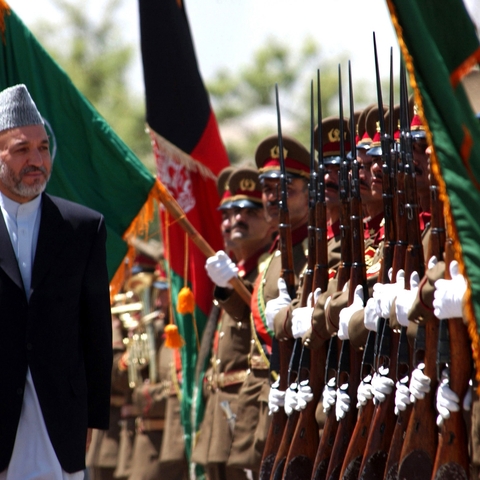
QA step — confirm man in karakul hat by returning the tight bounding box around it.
[0,84,112,479]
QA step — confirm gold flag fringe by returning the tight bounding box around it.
[0,0,10,44]
[387,0,480,387]
[109,179,159,299]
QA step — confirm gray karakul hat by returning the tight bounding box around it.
[0,84,44,133]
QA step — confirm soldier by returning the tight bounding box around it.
[86,292,137,480]
[193,167,276,480]
[223,134,310,475]
[125,258,189,480]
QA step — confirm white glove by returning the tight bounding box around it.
[265,278,292,331]
[322,377,337,413]
[205,250,238,288]
[435,370,473,426]
[436,369,459,426]
[409,364,431,402]
[338,285,364,340]
[268,378,285,415]
[292,288,321,339]
[395,271,420,327]
[373,269,405,319]
[371,366,395,404]
[428,256,438,270]
[296,380,314,410]
[357,375,374,408]
[364,296,380,332]
[395,376,412,415]
[284,382,298,416]
[335,384,351,421]
[433,260,467,319]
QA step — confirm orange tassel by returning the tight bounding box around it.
[164,324,185,349]
[176,286,195,314]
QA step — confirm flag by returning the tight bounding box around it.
[0,3,158,289]
[138,0,230,464]
[385,0,480,375]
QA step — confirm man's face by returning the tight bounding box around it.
[220,209,237,251]
[357,150,374,203]
[261,176,308,227]
[324,164,340,207]
[0,124,52,203]
[412,139,429,192]
[229,205,273,247]
[370,155,383,200]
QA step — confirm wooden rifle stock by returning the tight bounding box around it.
[398,131,438,480]
[358,57,403,477]
[259,85,296,479]
[327,172,366,480]
[282,80,323,480]
[431,226,470,475]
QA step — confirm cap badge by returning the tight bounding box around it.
[328,128,341,142]
[270,145,288,159]
[239,178,256,192]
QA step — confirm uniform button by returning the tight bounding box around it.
[216,359,221,365]
[16,388,23,395]
[219,332,225,339]
[26,343,33,351]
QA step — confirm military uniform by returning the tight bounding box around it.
[228,134,311,473]
[87,317,130,480]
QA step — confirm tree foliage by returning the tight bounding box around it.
[31,0,153,170]
[206,36,372,165]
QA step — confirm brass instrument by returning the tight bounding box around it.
[111,270,160,389]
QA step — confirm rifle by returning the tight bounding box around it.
[384,59,414,480]
[259,84,295,480]
[431,198,471,477]
[283,76,325,480]
[324,64,363,480]
[311,67,353,480]
[340,60,378,480]
[357,49,400,480]
[397,93,437,480]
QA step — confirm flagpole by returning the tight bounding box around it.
[154,179,252,306]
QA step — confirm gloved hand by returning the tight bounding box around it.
[373,269,405,319]
[435,369,473,427]
[296,380,314,410]
[205,250,238,288]
[268,378,285,415]
[322,377,337,413]
[395,375,411,415]
[335,383,350,421]
[338,285,364,340]
[357,375,373,408]
[433,260,467,319]
[292,288,321,339]
[395,271,420,327]
[428,255,438,270]
[436,369,459,426]
[371,366,395,404]
[409,364,431,402]
[265,278,292,331]
[364,296,380,332]
[284,382,298,416]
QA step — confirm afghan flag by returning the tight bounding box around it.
[139,0,230,462]
[385,0,480,376]
[0,2,159,291]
